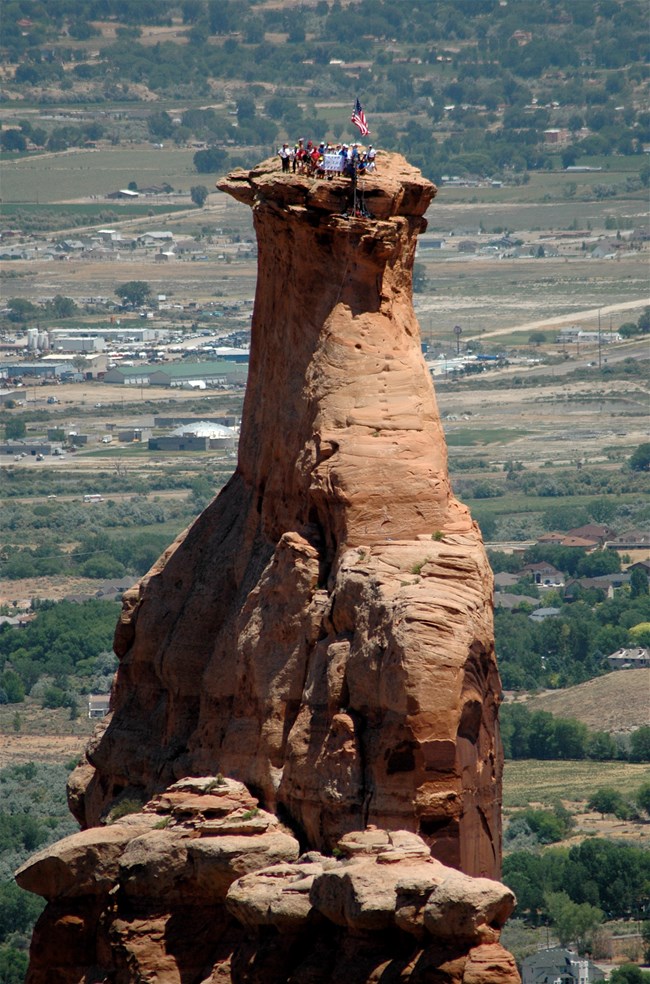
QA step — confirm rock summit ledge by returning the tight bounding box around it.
[18,152,517,982]
[218,150,435,221]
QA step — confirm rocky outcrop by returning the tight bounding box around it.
[17,782,519,983]
[68,151,501,876]
[18,152,515,981]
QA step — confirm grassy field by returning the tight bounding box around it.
[461,491,643,517]
[426,194,648,234]
[445,428,530,446]
[1,202,191,221]
[525,670,650,735]
[503,758,650,808]
[1,147,203,203]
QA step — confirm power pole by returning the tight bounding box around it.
[454,324,462,355]
[598,308,602,369]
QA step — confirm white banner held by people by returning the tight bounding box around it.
[322,154,345,173]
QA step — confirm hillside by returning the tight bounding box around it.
[2,0,649,187]
[525,668,649,734]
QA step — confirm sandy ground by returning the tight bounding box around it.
[0,735,88,769]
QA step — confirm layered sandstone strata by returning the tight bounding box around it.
[68,151,502,878]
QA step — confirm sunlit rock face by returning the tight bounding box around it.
[71,151,502,879]
[18,785,520,984]
[17,152,516,983]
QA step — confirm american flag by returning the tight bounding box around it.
[351,98,370,137]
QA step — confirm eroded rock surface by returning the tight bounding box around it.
[18,783,518,983]
[70,151,501,876]
[18,152,516,982]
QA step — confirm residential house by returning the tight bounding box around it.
[106,189,139,200]
[628,559,650,576]
[529,606,561,622]
[95,579,133,601]
[88,695,111,719]
[606,647,650,670]
[494,592,540,611]
[606,529,650,554]
[138,184,173,195]
[564,572,630,600]
[522,947,604,984]
[566,524,617,544]
[537,532,566,545]
[559,535,600,549]
[521,562,565,587]
[137,231,174,247]
[154,248,176,262]
[590,240,621,259]
[493,572,521,590]
[543,128,569,145]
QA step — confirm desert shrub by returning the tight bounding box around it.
[108,797,145,823]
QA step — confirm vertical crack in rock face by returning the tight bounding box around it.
[68,151,503,881]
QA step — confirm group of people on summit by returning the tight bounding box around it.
[278,138,376,178]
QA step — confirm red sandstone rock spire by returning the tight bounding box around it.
[70,150,502,877]
[16,152,519,983]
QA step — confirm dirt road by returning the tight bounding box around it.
[467,298,648,341]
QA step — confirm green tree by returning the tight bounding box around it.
[619,321,640,338]
[588,787,624,818]
[0,130,27,152]
[147,111,174,139]
[45,295,77,318]
[115,281,151,308]
[193,146,228,174]
[576,550,621,577]
[6,298,39,323]
[586,731,617,761]
[0,944,29,984]
[190,184,209,207]
[0,881,44,940]
[0,671,24,704]
[640,162,650,189]
[630,568,649,598]
[636,783,650,818]
[544,890,603,948]
[561,147,578,168]
[610,966,650,984]
[236,95,256,122]
[629,443,650,472]
[642,921,650,963]
[630,727,650,763]
[4,419,26,440]
[520,806,572,844]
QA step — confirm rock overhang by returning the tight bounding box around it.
[217,151,437,222]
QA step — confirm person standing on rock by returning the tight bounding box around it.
[278,143,290,172]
